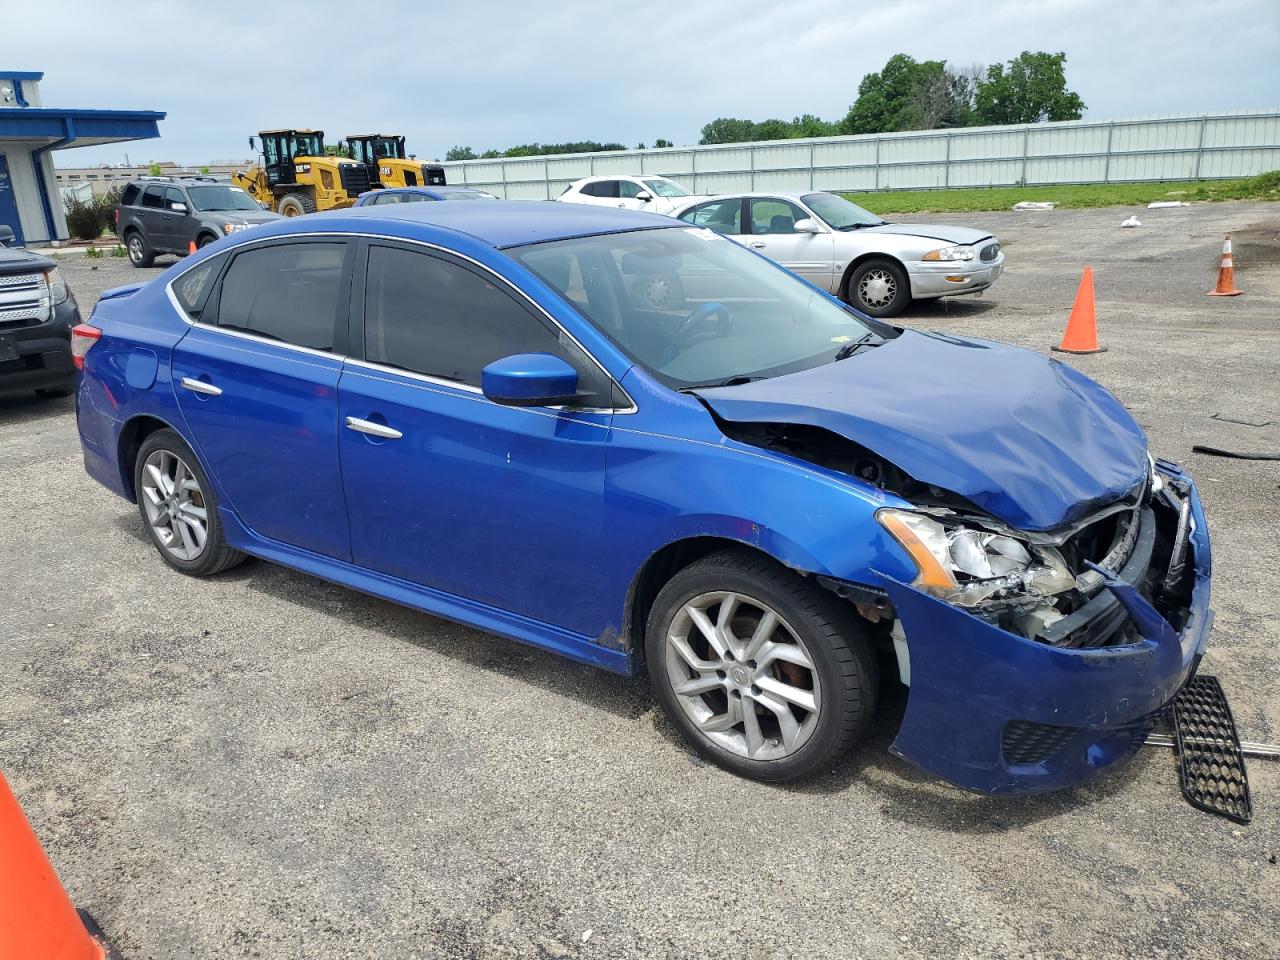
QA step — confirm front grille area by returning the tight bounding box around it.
[0,272,49,328]
[980,242,1000,262]
[1002,720,1078,765]
[339,163,372,198]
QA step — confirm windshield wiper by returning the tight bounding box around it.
[681,375,758,392]
[833,333,879,361]
[838,222,885,231]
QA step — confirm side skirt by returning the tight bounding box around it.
[219,508,634,676]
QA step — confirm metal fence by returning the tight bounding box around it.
[441,110,1280,200]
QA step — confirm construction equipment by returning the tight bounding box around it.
[232,130,371,217]
[343,133,447,189]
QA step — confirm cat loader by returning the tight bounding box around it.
[343,134,447,189]
[232,129,372,216]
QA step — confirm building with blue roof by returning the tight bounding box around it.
[0,70,164,247]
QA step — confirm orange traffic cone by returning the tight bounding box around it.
[1052,266,1106,354]
[188,240,197,255]
[0,772,113,960]
[1207,233,1243,296]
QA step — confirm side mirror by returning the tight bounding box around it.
[793,218,821,234]
[248,136,257,151]
[635,190,652,202]
[0,225,14,247]
[482,353,579,407]
[170,202,188,214]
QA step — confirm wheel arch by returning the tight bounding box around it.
[117,413,183,502]
[624,536,810,668]
[838,252,912,303]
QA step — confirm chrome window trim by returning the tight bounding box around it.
[165,230,637,414]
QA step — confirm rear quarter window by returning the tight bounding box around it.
[121,184,141,207]
[172,254,227,320]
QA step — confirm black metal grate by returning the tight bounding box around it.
[1172,675,1252,824]
[1002,720,1078,765]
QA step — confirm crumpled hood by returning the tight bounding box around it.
[863,222,993,245]
[696,330,1147,531]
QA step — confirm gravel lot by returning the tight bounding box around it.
[2,201,1278,959]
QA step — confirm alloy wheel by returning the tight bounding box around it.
[664,591,822,761]
[127,235,144,264]
[857,268,896,309]
[140,449,209,561]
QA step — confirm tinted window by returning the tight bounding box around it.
[121,184,141,207]
[363,245,609,404]
[678,199,742,235]
[581,180,619,198]
[173,254,227,319]
[619,180,645,199]
[216,242,346,351]
[165,187,187,211]
[141,186,165,209]
[749,198,805,235]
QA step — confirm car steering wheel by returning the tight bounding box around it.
[674,301,732,349]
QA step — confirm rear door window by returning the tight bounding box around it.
[214,241,348,351]
[141,187,165,209]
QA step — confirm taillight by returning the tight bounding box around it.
[70,323,101,370]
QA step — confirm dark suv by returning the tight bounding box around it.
[115,177,283,268]
[0,225,81,398]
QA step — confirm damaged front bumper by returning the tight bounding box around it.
[876,464,1212,795]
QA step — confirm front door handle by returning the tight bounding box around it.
[180,376,222,396]
[345,416,403,440]
[749,241,767,248]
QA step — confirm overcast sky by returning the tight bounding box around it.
[10,0,1279,167]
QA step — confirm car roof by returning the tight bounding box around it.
[314,199,679,248]
[382,186,488,196]
[673,190,821,206]
[574,174,668,183]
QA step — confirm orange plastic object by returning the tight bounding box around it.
[1052,266,1106,354]
[1208,233,1243,296]
[0,773,106,960]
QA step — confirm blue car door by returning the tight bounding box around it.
[336,240,616,636]
[170,238,354,560]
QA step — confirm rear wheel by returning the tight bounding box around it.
[125,230,154,268]
[645,549,878,782]
[277,193,316,217]
[846,257,910,317]
[134,429,245,577]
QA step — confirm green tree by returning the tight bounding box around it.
[699,117,759,145]
[973,51,1085,125]
[839,54,944,134]
[445,146,478,161]
[654,138,673,148]
[323,144,348,157]
[480,149,502,159]
[790,114,839,138]
[147,161,162,177]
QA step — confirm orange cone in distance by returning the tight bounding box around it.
[188,240,197,255]
[1207,233,1243,296]
[0,773,109,960]
[1052,266,1106,354]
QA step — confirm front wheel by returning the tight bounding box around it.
[645,549,878,782]
[134,429,245,577]
[846,258,910,318]
[277,193,316,217]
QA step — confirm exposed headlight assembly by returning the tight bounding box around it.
[43,266,69,305]
[877,508,1074,606]
[922,244,975,262]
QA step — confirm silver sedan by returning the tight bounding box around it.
[669,191,1004,317]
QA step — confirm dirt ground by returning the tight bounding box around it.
[1,200,1278,959]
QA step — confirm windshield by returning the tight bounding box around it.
[293,133,324,157]
[374,137,404,159]
[509,227,880,389]
[642,178,692,198]
[440,190,497,200]
[802,193,885,230]
[187,186,260,212]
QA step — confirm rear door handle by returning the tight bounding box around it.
[180,376,222,396]
[345,416,402,440]
[749,241,767,248]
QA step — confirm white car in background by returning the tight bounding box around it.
[557,175,705,215]
[668,191,1003,317]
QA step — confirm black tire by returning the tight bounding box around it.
[125,229,154,268]
[36,386,74,399]
[277,193,317,217]
[196,233,219,249]
[645,548,878,782]
[133,428,245,577]
[846,257,910,318]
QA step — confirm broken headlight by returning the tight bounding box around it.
[877,508,1075,607]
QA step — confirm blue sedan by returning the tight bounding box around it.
[72,201,1212,793]
[353,185,498,206]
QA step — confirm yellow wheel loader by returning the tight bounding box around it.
[232,130,372,216]
[343,134,447,189]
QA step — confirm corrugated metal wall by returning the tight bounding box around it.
[441,110,1280,199]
